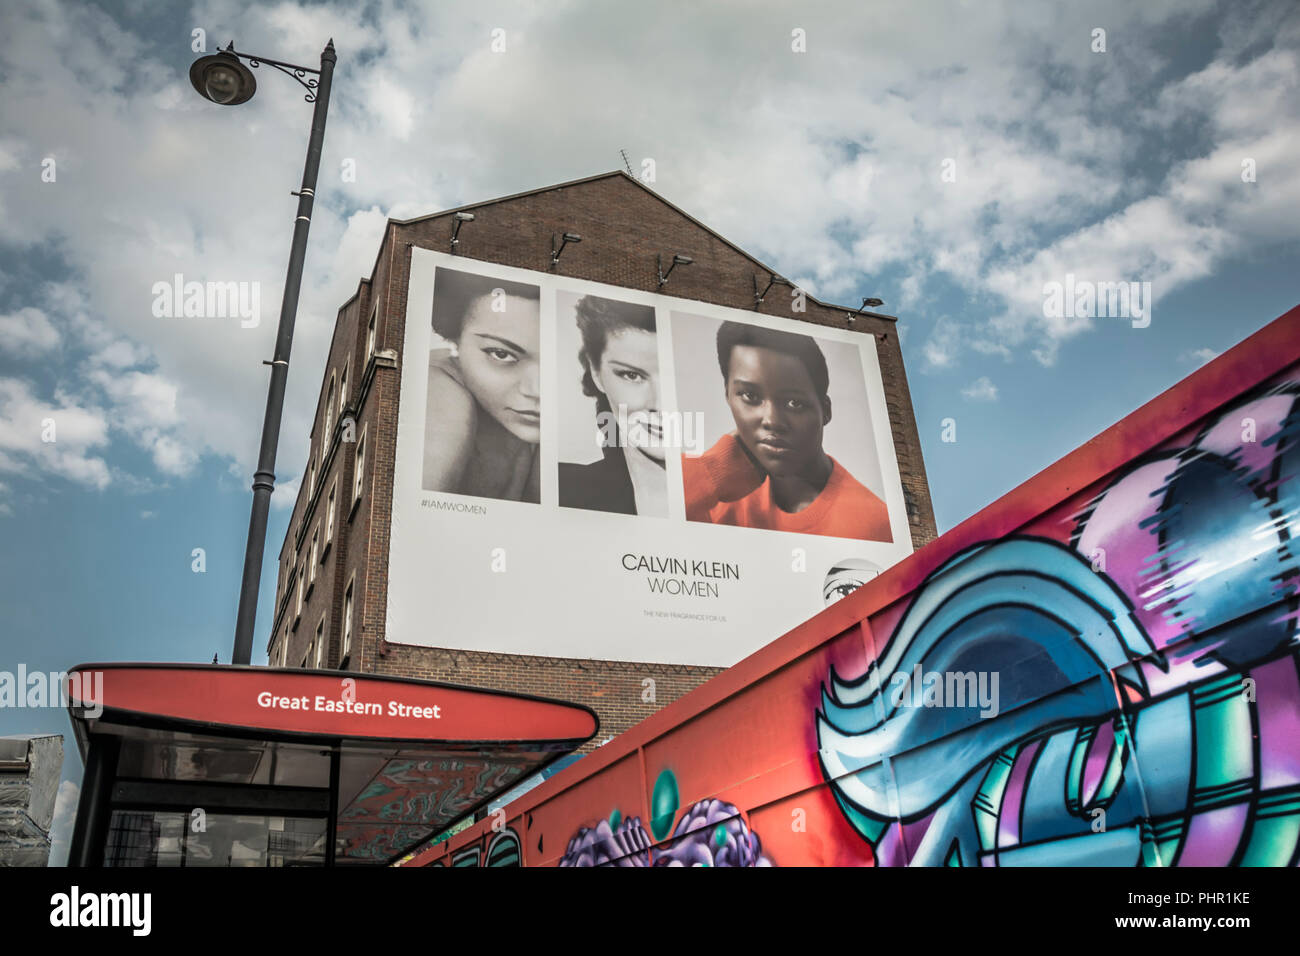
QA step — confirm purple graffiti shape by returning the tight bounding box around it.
[558,816,652,866]
[654,798,772,867]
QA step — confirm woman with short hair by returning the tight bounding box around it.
[683,321,891,541]
[559,294,667,516]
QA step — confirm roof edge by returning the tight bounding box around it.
[389,170,896,321]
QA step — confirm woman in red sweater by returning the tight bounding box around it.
[683,321,891,542]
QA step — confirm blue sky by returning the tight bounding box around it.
[1,0,1297,862]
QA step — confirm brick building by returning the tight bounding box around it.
[266,170,936,752]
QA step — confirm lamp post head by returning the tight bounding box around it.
[190,46,257,105]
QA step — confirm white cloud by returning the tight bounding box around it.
[271,474,301,511]
[0,138,20,173]
[921,318,965,370]
[961,376,999,402]
[83,368,198,476]
[0,282,201,488]
[0,0,1295,493]
[1183,347,1220,366]
[0,307,60,355]
[0,377,111,489]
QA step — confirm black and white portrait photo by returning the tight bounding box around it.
[421,266,542,503]
[556,291,666,517]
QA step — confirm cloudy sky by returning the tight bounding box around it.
[1,0,1297,861]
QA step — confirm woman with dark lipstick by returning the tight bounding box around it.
[559,294,666,516]
[682,321,891,541]
[422,268,542,503]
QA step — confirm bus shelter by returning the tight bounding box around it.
[64,663,597,866]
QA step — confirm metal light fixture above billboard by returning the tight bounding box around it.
[657,253,694,287]
[551,232,582,269]
[450,211,475,252]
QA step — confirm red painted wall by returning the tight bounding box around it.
[404,304,1300,868]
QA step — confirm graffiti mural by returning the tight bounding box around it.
[558,771,773,866]
[399,310,1300,869]
[338,752,540,862]
[820,377,1300,866]
[423,827,524,868]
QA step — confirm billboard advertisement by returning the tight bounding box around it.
[385,247,913,665]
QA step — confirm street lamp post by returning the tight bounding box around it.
[190,39,337,666]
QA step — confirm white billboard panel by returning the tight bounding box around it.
[385,248,913,665]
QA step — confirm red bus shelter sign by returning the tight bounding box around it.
[65,664,597,744]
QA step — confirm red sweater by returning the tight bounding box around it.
[683,434,892,541]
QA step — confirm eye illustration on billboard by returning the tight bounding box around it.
[422,267,542,503]
[390,248,913,666]
[822,557,881,606]
[556,292,667,517]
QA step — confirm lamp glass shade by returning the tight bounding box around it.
[204,64,243,104]
[189,53,257,106]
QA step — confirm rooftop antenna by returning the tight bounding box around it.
[620,149,634,177]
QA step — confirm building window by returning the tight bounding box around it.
[342,578,355,661]
[339,360,349,417]
[314,616,325,669]
[365,307,377,365]
[324,374,336,451]
[295,563,304,624]
[325,480,337,550]
[352,425,367,512]
[308,458,316,499]
[308,525,319,589]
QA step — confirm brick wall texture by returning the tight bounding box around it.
[267,171,936,752]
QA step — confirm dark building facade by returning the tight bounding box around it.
[266,171,936,751]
